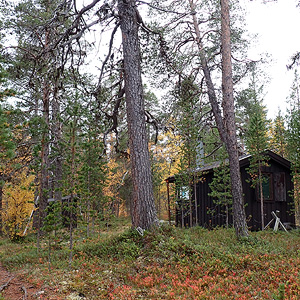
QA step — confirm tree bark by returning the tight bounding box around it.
[118,0,158,230]
[220,0,248,238]
[0,181,3,235]
[52,79,63,204]
[258,162,264,229]
[38,77,50,231]
[32,4,51,232]
[188,0,248,238]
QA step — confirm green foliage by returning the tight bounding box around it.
[285,69,300,170]
[245,99,270,229]
[175,77,204,168]
[286,109,300,170]
[174,76,209,226]
[246,102,270,158]
[0,58,14,101]
[77,126,107,233]
[287,69,300,112]
[74,229,143,260]
[0,106,15,169]
[272,283,285,300]
[42,201,62,233]
[286,76,300,225]
[270,110,287,157]
[245,100,270,186]
[208,148,232,227]
[0,58,15,170]
[208,163,232,203]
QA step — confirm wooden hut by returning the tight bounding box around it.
[47,195,78,228]
[166,150,295,230]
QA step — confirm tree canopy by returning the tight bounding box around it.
[0,0,299,240]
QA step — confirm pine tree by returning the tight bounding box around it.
[286,110,300,226]
[245,101,270,230]
[118,0,159,230]
[287,70,300,111]
[175,77,204,227]
[286,70,300,226]
[269,110,287,157]
[78,121,107,237]
[0,54,16,234]
[3,1,92,249]
[3,0,62,236]
[144,0,250,237]
[208,148,232,228]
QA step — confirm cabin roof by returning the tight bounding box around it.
[166,150,291,183]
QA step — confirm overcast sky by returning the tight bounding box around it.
[77,0,300,119]
[241,0,300,118]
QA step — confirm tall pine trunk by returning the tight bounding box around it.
[33,10,51,237]
[0,182,3,235]
[220,0,248,238]
[258,162,265,229]
[189,0,248,238]
[52,79,63,206]
[118,0,158,230]
[37,77,50,239]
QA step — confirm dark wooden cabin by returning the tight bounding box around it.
[47,195,78,228]
[166,150,295,230]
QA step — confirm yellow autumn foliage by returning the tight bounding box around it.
[150,130,183,220]
[2,169,35,239]
[103,155,130,217]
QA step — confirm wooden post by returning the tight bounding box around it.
[166,180,171,225]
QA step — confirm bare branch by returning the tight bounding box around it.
[96,23,120,89]
[0,277,14,292]
[287,52,300,70]
[21,286,28,300]
[61,19,100,47]
[137,0,185,15]
[145,110,159,144]
[102,86,125,154]
[204,143,223,159]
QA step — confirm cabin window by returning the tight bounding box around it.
[257,173,273,201]
[180,186,189,200]
[274,172,286,202]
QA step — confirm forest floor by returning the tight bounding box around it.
[0,262,60,299]
[1,218,300,299]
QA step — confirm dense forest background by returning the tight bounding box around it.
[0,0,299,241]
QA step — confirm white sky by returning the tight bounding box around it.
[52,0,300,120]
[241,0,300,118]
[141,0,300,120]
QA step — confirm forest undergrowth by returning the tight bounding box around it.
[0,218,300,299]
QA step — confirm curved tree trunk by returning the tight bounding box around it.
[189,0,248,238]
[118,0,158,230]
